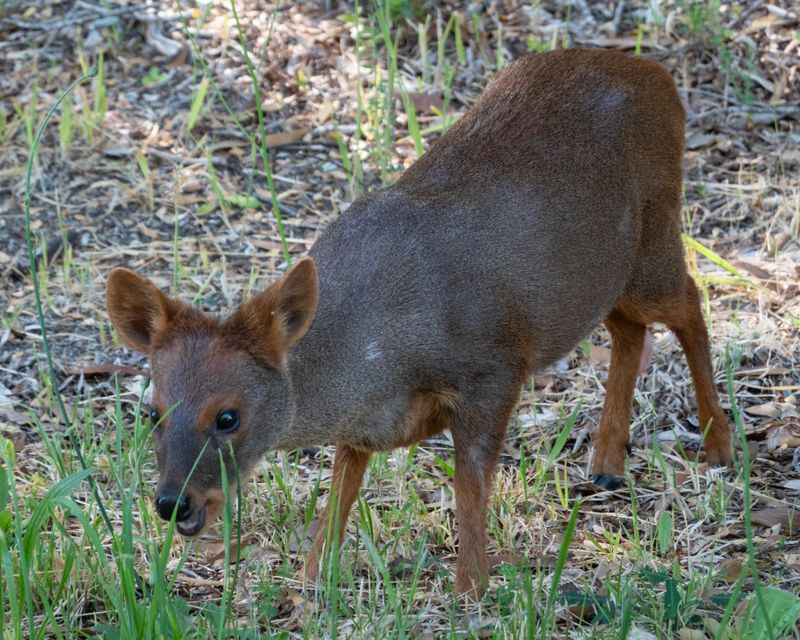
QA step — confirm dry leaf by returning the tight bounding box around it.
[750,507,798,530]
[717,558,745,583]
[767,423,800,451]
[264,127,310,148]
[405,92,444,113]
[272,588,313,631]
[1,425,26,453]
[686,132,724,150]
[733,260,772,280]
[316,100,334,123]
[0,383,12,407]
[744,402,781,418]
[199,535,257,565]
[590,344,611,365]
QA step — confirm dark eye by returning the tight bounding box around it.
[149,408,161,424]
[216,409,240,433]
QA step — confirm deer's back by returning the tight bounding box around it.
[306,49,685,390]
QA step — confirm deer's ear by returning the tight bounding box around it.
[106,268,177,353]
[230,258,319,368]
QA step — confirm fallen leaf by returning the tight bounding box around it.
[0,383,13,407]
[750,507,798,531]
[572,36,650,49]
[316,100,334,123]
[199,535,258,565]
[264,127,310,148]
[744,402,781,418]
[717,558,745,584]
[272,588,313,631]
[488,552,519,569]
[405,92,444,113]
[590,344,611,365]
[686,132,724,150]
[1,426,26,453]
[767,423,800,451]
[733,261,772,280]
[628,627,658,640]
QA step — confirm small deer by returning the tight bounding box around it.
[106,49,732,598]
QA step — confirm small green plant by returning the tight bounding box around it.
[526,33,550,53]
[142,65,168,86]
[93,53,107,127]
[14,79,38,150]
[187,76,210,131]
[135,150,154,211]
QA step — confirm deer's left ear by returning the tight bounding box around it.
[228,258,319,368]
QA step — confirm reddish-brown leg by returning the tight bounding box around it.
[591,309,647,489]
[301,444,371,583]
[664,279,732,466]
[452,409,509,599]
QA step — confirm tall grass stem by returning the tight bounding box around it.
[23,66,114,535]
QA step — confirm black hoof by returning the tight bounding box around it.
[592,474,624,491]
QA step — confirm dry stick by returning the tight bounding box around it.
[23,66,114,535]
[2,2,151,30]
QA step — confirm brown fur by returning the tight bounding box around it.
[106,50,733,600]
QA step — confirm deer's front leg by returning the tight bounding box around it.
[452,423,507,599]
[300,444,371,584]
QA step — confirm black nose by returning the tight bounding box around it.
[155,493,192,522]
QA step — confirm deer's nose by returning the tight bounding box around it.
[155,492,192,522]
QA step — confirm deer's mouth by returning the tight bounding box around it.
[176,503,207,536]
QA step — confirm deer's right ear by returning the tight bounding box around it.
[106,268,175,353]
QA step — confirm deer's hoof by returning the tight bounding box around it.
[592,474,624,491]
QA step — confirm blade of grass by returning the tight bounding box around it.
[726,367,775,640]
[544,498,581,636]
[682,233,755,285]
[23,65,114,535]
[187,76,210,131]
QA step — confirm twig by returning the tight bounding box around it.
[2,2,155,30]
[729,0,767,30]
[612,0,626,36]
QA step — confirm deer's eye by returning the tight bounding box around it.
[216,409,240,433]
[149,408,161,424]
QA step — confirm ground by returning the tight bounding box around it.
[0,1,799,638]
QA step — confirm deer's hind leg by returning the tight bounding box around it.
[591,310,647,489]
[592,194,732,485]
[651,279,732,466]
[601,276,732,485]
